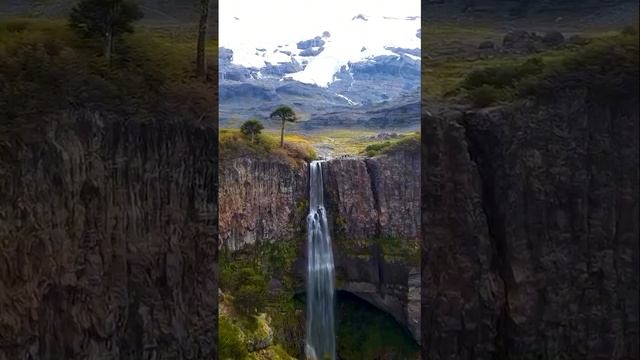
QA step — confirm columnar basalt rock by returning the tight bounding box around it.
[0,112,218,360]
[322,151,421,342]
[422,87,639,359]
[218,158,308,251]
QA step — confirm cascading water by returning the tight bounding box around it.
[305,161,336,360]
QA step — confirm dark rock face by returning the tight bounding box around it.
[322,152,421,342]
[422,111,505,359]
[218,158,308,251]
[323,153,421,241]
[422,88,639,359]
[0,112,218,360]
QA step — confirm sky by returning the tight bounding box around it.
[219,0,421,87]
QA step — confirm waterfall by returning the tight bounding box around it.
[305,161,336,360]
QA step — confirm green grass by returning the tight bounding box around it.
[303,128,380,156]
[423,26,639,106]
[517,33,639,102]
[219,128,317,166]
[219,316,249,360]
[360,132,420,157]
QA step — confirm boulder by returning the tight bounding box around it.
[542,31,565,46]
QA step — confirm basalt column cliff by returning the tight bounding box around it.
[0,113,218,359]
[422,87,639,358]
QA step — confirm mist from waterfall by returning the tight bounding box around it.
[305,161,336,360]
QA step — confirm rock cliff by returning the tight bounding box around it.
[0,111,218,360]
[322,152,421,342]
[422,87,639,359]
[218,158,308,251]
[218,149,422,343]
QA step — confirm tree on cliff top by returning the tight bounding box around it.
[240,119,264,143]
[68,0,143,63]
[270,105,297,148]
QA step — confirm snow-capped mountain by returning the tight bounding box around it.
[219,0,421,129]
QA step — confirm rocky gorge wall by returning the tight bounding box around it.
[218,158,308,251]
[422,88,639,359]
[322,152,421,342]
[218,148,422,342]
[0,112,217,360]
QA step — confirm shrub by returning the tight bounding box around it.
[360,132,420,157]
[219,316,248,360]
[4,19,29,33]
[462,57,543,91]
[362,141,392,157]
[517,34,639,102]
[230,267,268,315]
[240,119,264,143]
[467,84,502,107]
[621,25,638,36]
[219,128,316,165]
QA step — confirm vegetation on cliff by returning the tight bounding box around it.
[423,23,639,107]
[361,131,420,157]
[219,128,316,166]
[219,240,303,359]
[0,17,215,140]
[462,32,639,106]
